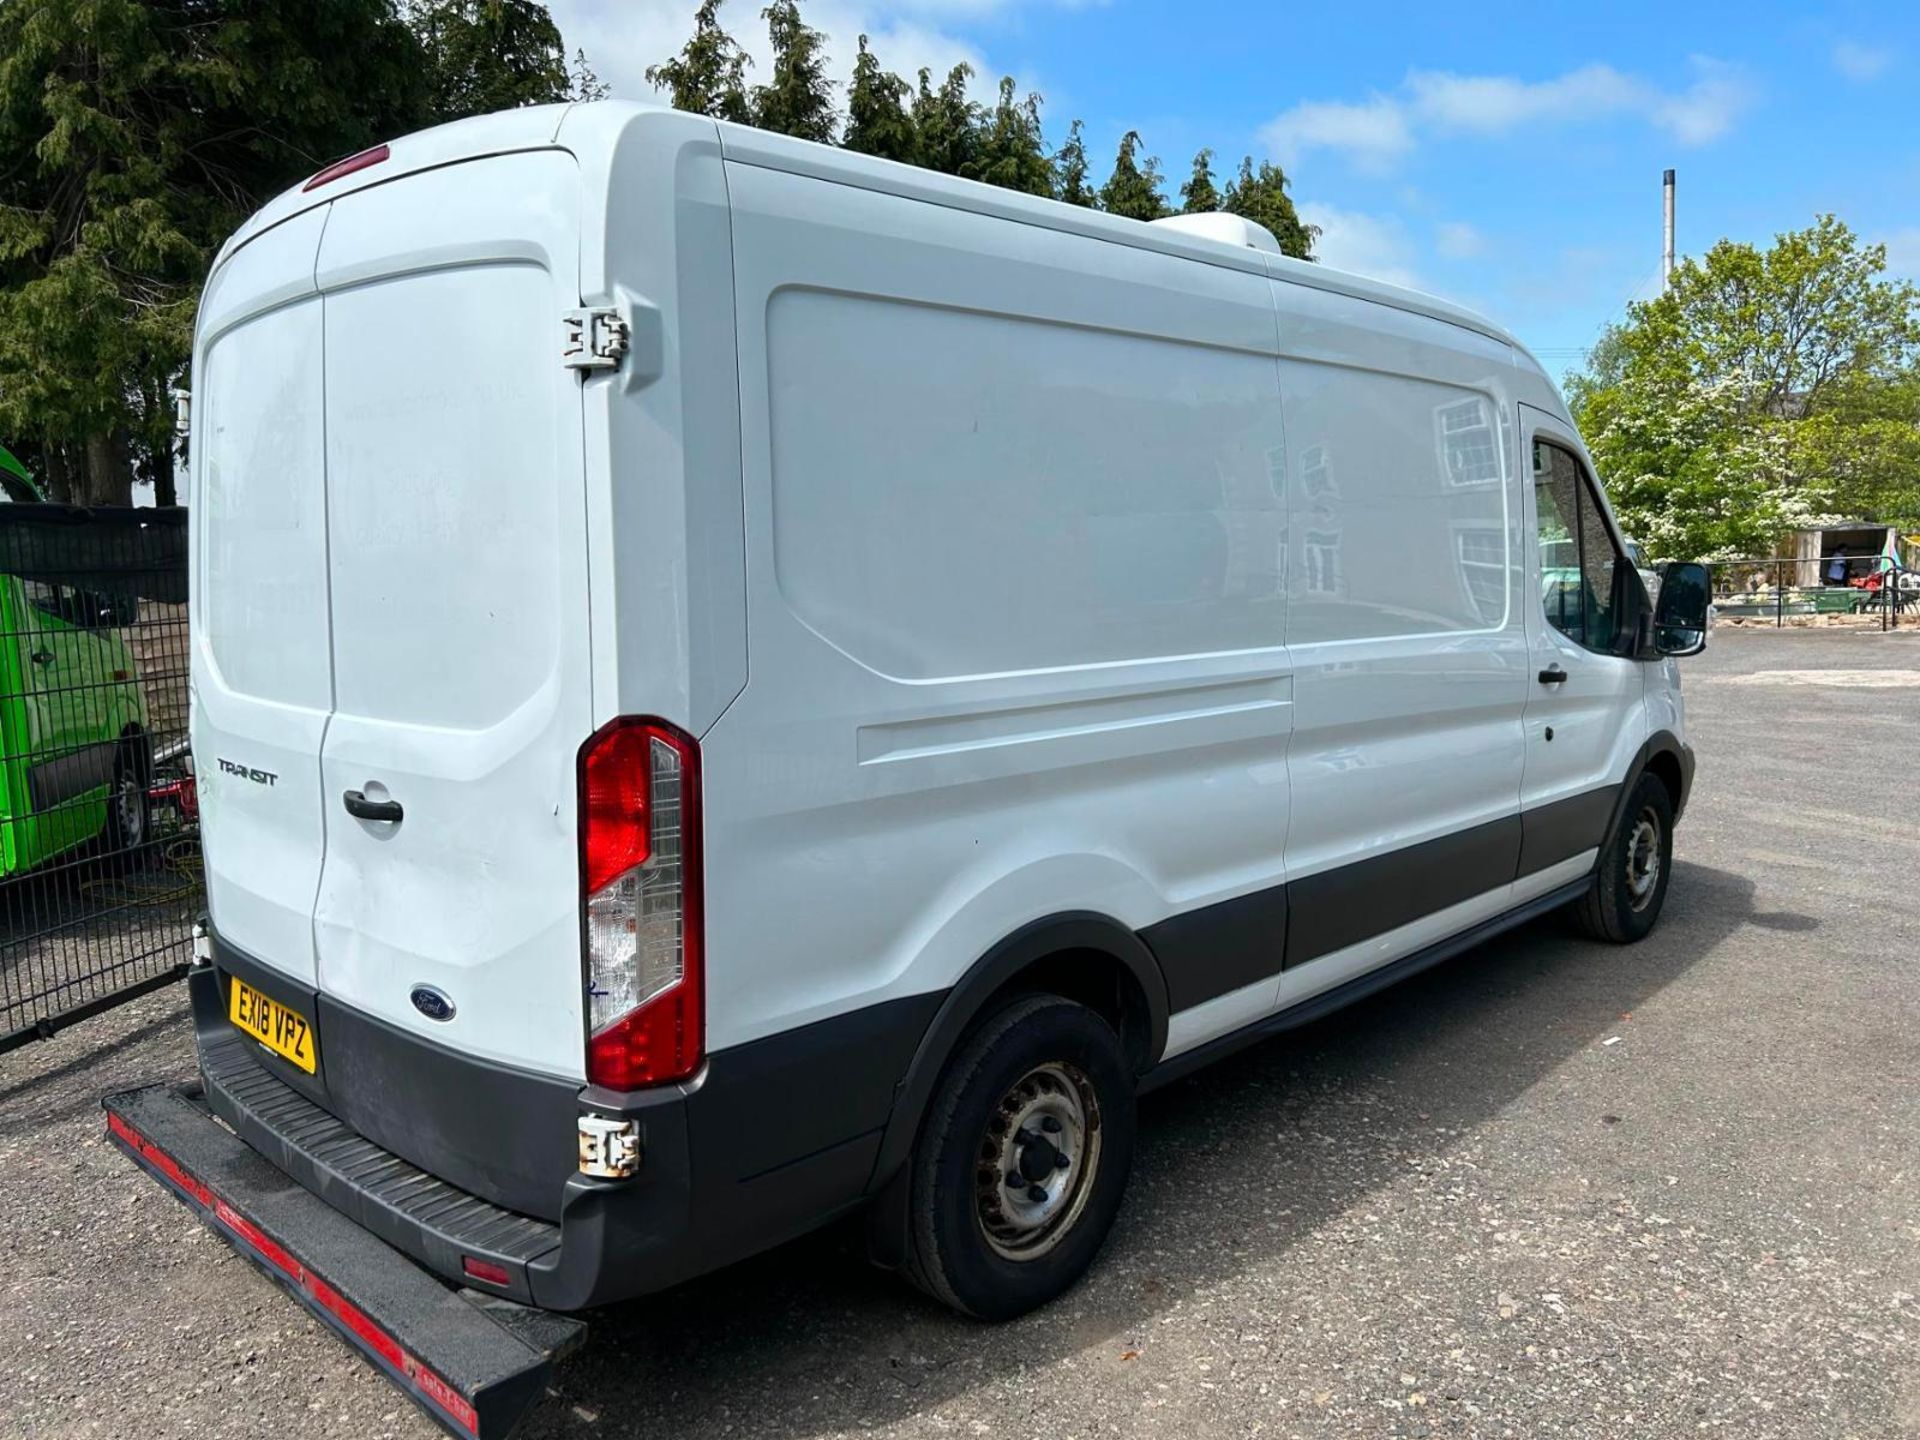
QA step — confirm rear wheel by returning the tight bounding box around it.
[902,994,1135,1320]
[1571,771,1673,943]
[104,734,151,864]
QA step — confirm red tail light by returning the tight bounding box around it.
[579,718,702,1090]
[303,143,390,192]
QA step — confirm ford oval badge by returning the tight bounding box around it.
[409,985,456,1022]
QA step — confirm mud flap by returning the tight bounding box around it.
[103,1084,585,1439]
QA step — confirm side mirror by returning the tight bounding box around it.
[1653,561,1710,656]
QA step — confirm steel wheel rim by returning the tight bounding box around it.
[974,1060,1102,1261]
[115,771,145,846]
[1625,809,1661,911]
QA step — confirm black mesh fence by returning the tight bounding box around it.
[0,506,196,1054]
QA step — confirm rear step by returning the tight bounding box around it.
[103,1084,585,1440]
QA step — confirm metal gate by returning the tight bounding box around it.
[0,506,196,1054]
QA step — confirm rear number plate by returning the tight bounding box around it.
[228,977,317,1073]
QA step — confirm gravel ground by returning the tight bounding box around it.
[3,624,1917,1440]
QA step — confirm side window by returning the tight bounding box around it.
[1533,440,1624,653]
[21,580,71,626]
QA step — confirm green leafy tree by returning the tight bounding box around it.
[965,78,1051,196]
[0,0,425,504]
[843,34,915,163]
[645,0,753,124]
[911,64,979,177]
[1570,216,1920,558]
[753,0,836,142]
[1098,130,1169,220]
[409,0,572,121]
[1179,148,1221,214]
[1051,119,1097,207]
[1222,157,1316,260]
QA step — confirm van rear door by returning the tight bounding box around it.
[310,151,594,1079]
[193,207,335,985]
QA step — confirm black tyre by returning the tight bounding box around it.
[902,994,1136,1320]
[1571,771,1673,943]
[104,733,152,863]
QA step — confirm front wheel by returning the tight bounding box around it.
[1571,772,1674,943]
[902,994,1136,1320]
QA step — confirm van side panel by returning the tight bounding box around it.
[1270,282,1531,987]
[707,161,1294,1077]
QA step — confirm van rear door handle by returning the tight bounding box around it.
[343,790,403,823]
[1537,666,1568,684]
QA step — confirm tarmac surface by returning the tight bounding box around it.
[2,624,1916,1439]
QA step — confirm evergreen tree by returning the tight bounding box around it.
[570,48,610,101]
[1223,156,1316,259]
[1051,119,1097,207]
[842,34,915,163]
[1098,131,1170,220]
[645,0,753,124]
[912,64,980,176]
[409,0,572,122]
[1180,148,1222,214]
[0,0,424,504]
[753,0,836,142]
[965,77,1051,196]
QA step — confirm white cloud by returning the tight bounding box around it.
[547,0,1002,115]
[1435,220,1485,259]
[1832,39,1894,82]
[1264,57,1756,171]
[1262,96,1411,175]
[1301,202,1423,291]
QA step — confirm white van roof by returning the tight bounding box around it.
[218,99,1546,377]
[214,103,577,267]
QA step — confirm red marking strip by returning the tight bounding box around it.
[109,1111,213,1208]
[108,1110,481,1436]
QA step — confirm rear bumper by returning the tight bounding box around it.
[188,933,940,1310]
[104,1082,584,1440]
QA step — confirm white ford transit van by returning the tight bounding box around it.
[182,101,1707,1327]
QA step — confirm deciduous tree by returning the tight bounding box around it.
[1569,216,1920,558]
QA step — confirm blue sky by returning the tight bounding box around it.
[548,0,1920,380]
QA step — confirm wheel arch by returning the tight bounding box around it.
[868,912,1168,1203]
[1603,729,1692,853]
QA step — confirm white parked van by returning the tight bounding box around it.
[180,102,1709,1331]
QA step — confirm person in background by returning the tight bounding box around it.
[1826,548,1850,584]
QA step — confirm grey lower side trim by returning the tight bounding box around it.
[1517,785,1617,877]
[1141,786,1623,1012]
[27,739,115,810]
[1140,877,1592,1094]
[1285,813,1523,967]
[1143,883,1288,1013]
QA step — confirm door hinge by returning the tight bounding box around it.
[562,307,630,374]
